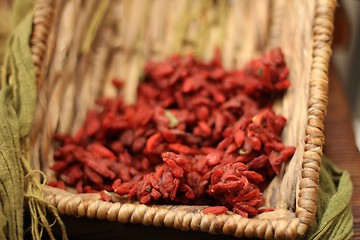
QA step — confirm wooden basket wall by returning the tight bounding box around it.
[29,0,336,239]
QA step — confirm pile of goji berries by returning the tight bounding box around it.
[49,48,295,217]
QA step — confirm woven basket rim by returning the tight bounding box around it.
[29,0,336,238]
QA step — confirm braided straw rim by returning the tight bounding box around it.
[30,0,54,88]
[296,0,336,235]
[29,0,337,238]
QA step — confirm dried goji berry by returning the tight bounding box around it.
[132,136,147,153]
[112,79,124,89]
[88,143,117,160]
[203,206,228,215]
[84,166,104,186]
[48,180,66,190]
[168,143,199,155]
[161,129,177,143]
[100,190,112,202]
[145,133,163,153]
[50,48,296,218]
[86,158,116,179]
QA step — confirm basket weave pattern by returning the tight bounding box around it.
[29,0,336,238]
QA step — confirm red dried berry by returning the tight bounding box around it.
[100,190,112,202]
[50,48,295,218]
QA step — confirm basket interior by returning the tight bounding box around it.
[31,0,317,215]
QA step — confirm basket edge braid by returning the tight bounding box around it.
[29,0,337,239]
[295,0,336,235]
[30,0,55,87]
[43,185,301,239]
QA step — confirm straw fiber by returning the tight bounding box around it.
[29,0,336,239]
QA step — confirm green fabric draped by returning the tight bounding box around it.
[0,1,66,239]
[307,157,353,239]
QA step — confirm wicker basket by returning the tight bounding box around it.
[29,0,336,239]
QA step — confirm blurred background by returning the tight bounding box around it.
[332,0,360,151]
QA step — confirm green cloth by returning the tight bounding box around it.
[307,157,353,240]
[0,1,353,239]
[0,11,36,240]
[0,0,66,239]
